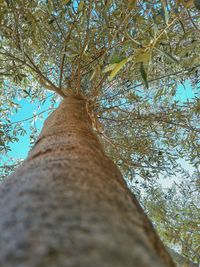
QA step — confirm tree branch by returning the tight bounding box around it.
[59,22,77,89]
[101,65,200,102]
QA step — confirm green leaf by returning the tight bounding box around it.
[134,50,151,64]
[180,0,194,8]
[194,0,200,10]
[170,85,176,96]
[160,0,169,24]
[103,63,118,73]
[78,0,84,12]
[110,54,125,64]
[128,0,137,9]
[109,58,129,80]
[155,47,179,63]
[140,62,148,89]
[90,69,96,81]
[62,0,71,5]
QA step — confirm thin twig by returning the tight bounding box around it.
[11,108,55,125]
[186,9,200,32]
[100,65,200,102]
[24,53,66,98]
[59,22,77,89]
[77,61,81,93]
[90,74,108,99]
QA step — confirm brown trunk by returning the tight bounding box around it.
[0,95,175,267]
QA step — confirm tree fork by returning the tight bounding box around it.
[0,95,175,267]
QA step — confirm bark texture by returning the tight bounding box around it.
[0,95,175,267]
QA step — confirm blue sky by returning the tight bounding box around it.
[7,94,60,159]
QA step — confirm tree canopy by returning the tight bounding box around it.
[0,0,199,265]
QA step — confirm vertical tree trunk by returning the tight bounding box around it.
[0,95,175,267]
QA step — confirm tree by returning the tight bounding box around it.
[0,0,199,266]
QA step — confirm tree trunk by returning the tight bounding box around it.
[0,95,175,267]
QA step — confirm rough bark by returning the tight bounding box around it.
[0,95,175,267]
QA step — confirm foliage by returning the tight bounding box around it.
[0,157,22,181]
[138,169,200,265]
[0,0,200,264]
